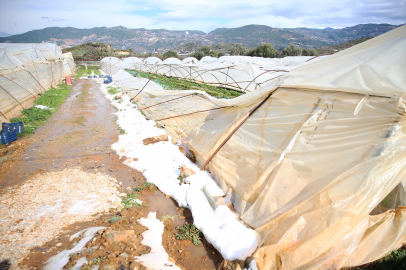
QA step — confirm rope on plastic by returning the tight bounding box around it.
[155,106,229,122]
[130,79,151,102]
[140,94,195,110]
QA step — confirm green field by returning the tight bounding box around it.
[10,83,71,136]
[126,70,242,98]
[75,65,101,77]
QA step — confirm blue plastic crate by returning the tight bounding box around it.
[0,128,18,144]
[88,76,92,78]
[2,121,24,134]
[93,75,97,78]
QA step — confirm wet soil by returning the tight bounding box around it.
[0,80,143,192]
[0,79,223,269]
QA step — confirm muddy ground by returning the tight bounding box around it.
[0,79,223,270]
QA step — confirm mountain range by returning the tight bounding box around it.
[0,23,399,54]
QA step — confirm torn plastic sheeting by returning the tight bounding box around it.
[114,80,406,269]
[279,25,406,97]
[101,25,406,269]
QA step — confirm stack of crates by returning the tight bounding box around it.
[1,121,24,144]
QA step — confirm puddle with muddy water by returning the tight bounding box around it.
[146,190,185,227]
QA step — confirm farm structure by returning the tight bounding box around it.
[0,43,75,122]
[101,25,406,269]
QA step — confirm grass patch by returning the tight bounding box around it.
[350,246,406,270]
[126,70,242,99]
[10,83,70,136]
[93,255,107,265]
[75,65,101,77]
[134,181,155,192]
[107,86,121,95]
[121,193,145,209]
[175,223,202,246]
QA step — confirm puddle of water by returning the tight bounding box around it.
[186,242,224,267]
[146,190,184,226]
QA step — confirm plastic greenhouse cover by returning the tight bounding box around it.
[0,43,75,122]
[104,25,406,269]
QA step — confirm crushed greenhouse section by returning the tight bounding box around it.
[100,54,320,93]
[99,25,406,269]
[0,43,75,122]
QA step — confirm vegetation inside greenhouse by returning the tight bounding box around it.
[126,70,243,98]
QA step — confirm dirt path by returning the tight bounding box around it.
[0,80,143,191]
[0,79,222,269]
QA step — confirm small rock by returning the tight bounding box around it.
[179,250,182,253]
[178,147,186,155]
[56,243,62,247]
[143,134,168,145]
[119,253,128,258]
[180,166,196,178]
[114,201,121,208]
[119,193,127,197]
[171,137,178,145]
[103,264,115,270]
[133,158,139,161]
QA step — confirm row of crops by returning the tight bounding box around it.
[126,70,243,99]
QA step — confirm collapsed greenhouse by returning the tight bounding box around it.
[100,53,318,93]
[0,43,75,122]
[100,25,406,269]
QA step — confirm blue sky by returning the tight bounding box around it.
[0,0,405,35]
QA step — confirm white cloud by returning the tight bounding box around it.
[0,0,405,35]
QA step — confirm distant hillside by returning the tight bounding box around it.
[64,42,135,60]
[0,23,399,53]
[0,26,207,54]
[284,23,397,45]
[208,25,329,49]
[175,43,250,55]
[316,36,374,55]
[0,32,12,37]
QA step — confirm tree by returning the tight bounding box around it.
[191,46,220,59]
[200,46,211,56]
[281,43,302,57]
[218,52,225,57]
[163,50,178,59]
[302,48,318,56]
[231,44,248,56]
[247,43,279,58]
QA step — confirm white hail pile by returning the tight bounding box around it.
[0,168,122,267]
[100,80,259,262]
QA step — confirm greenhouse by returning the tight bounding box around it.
[100,53,314,93]
[0,43,75,122]
[101,25,406,269]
